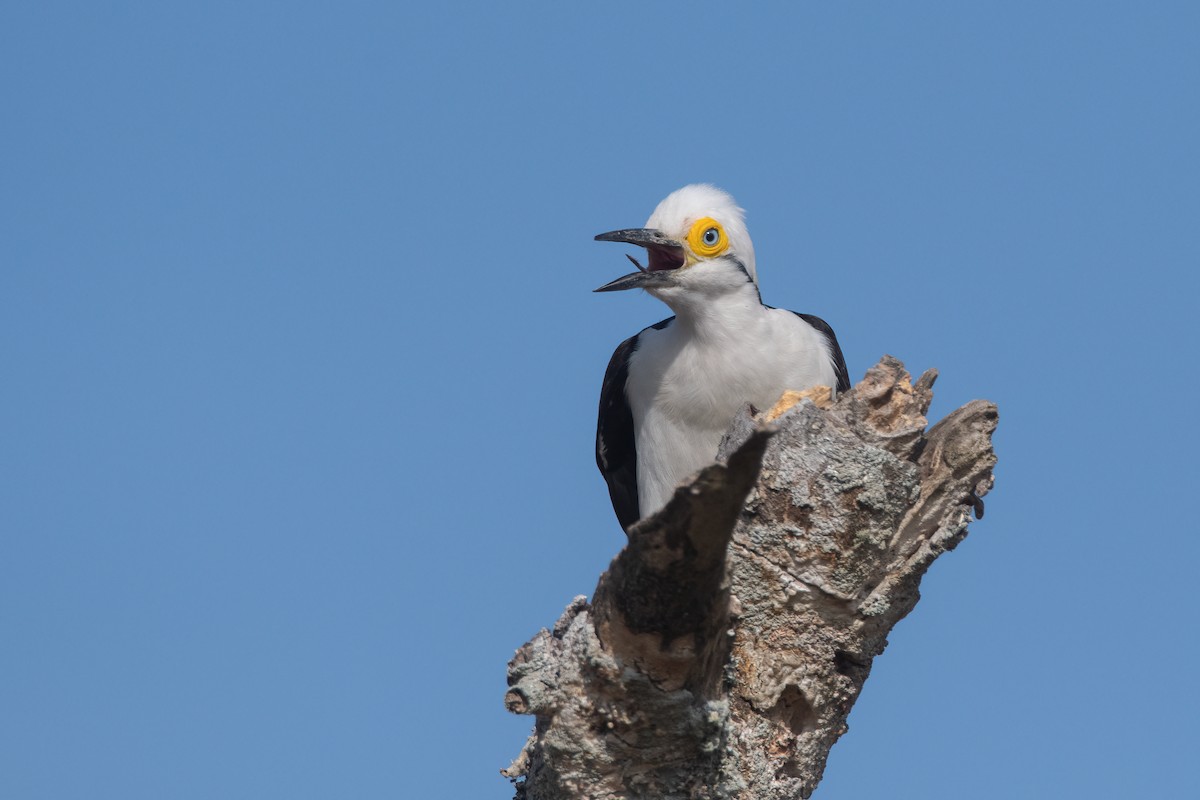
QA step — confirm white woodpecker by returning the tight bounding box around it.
[594,184,850,530]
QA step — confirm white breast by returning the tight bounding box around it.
[626,307,837,517]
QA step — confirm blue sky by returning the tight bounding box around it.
[3,2,1197,797]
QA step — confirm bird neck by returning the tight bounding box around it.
[663,282,765,341]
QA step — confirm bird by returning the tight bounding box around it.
[593,184,850,530]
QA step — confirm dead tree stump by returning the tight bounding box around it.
[504,356,998,799]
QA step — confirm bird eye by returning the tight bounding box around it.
[687,217,728,257]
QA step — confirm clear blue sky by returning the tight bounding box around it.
[3,2,1197,797]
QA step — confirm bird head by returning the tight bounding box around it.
[593,184,758,301]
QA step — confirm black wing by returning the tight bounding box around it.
[793,312,851,393]
[595,317,673,530]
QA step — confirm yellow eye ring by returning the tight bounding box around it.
[687,217,728,258]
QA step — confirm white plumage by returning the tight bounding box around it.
[594,185,849,529]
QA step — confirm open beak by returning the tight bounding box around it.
[593,228,687,293]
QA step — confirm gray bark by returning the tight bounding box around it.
[503,356,998,799]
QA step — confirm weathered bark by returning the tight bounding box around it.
[504,356,998,799]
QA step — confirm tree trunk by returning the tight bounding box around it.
[503,356,998,799]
